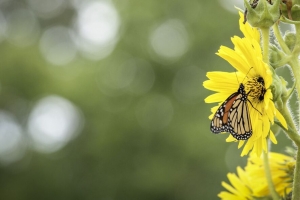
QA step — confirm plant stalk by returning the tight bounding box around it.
[260,28,270,63]
[289,23,300,200]
[260,27,281,199]
[263,150,281,200]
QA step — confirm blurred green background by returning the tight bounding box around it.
[0,0,294,199]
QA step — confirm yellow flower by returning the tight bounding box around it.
[246,152,294,197]
[218,167,252,200]
[218,152,294,199]
[203,12,287,156]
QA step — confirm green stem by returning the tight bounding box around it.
[293,149,300,200]
[260,26,281,199]
[275,106,300,200]
[272,23,292,55]
[289,24,300,200]
[260,28,270,63]
[277,103,300,145]
[289,59,300,102]
[290,24,300,102]
[263,151,280,200]
[272,55,292,68]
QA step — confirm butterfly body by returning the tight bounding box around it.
[210,83,252,140]
[257,76,266,101]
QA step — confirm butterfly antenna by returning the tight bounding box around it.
[234,71,240,84]
[241,67,254,84]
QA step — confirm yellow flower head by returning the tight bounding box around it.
[203,12,287,156]
[218,152,295,199]
[218,166,252,200]
[246,152,294,197]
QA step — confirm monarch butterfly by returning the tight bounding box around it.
[210,83,252,140]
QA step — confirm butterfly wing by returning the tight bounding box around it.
[210,84,252,140]
[227,94,252,140]
[210,92,239,134]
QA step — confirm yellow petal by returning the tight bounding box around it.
[262,137,267,153]
[238,12,260,42]
[204,93,231,103]
[262,116,270,138]
[275,108,288,129]
[221,180,240,196]
[218,191,244,200]
[227,173,250,197]
[226,135,237,142]
[241,141,253,156]
[238,140,245,149]
[269,130,277,144]
[254,139,263,156]
[217,45,250,75]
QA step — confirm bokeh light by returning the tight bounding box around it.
[5,8,40,47]
[0,111,25,165]
[149,19,189,63]
[27,95,84,153]
[39,26,77,66]
[72,0,120,60]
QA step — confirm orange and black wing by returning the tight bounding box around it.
[210,83,252,140]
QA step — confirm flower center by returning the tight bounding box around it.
[245,76,266,103]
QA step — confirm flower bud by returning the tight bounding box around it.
[270,72,283,101]
[269,45,285,68]
[284,31,296,51]
[244,0,281,28]
[281,0,300,21]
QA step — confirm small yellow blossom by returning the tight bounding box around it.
[246,152,294,197]
[218,152,294,199]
